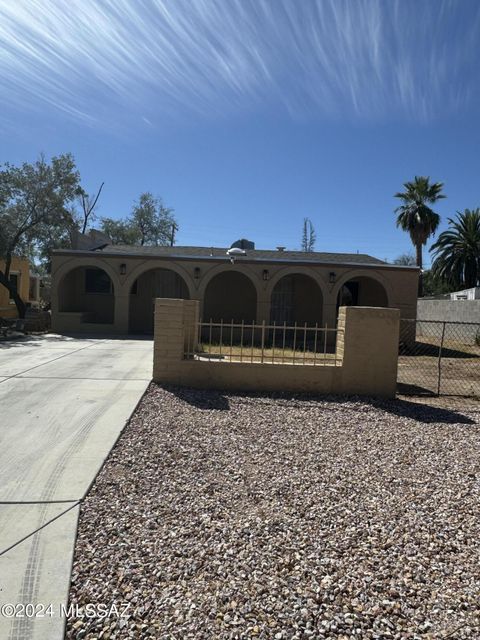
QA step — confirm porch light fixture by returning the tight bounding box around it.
[120,263,127,275]
[194,267,201,280]
[329,271,336,283]
[263,269,269,281]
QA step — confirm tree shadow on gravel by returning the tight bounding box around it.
[168,385,230,411]
[160,384,476,424]
[369,397,476,425]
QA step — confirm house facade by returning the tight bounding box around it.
[50,243,419,335]
[0,257,40,319]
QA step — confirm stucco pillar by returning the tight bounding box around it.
[114,294,130,334]
[338,306,400,398]
[191,295,203,321]
[323,302,338,328]
[256,297,270,324]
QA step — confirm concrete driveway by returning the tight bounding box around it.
[0,334,152,640]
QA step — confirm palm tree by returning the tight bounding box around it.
[394,176,445,296]
[431,209,480,290]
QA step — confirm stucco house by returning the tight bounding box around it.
[50,239,418,335]
[0,257,41,319]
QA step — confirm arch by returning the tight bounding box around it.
[333,270,391,309]
[54,257,120,296]
[57,263,116,324]
[203,270,257,322]
[270,273,324,326]
[129,267,190,334]
[197,262,261,301]
[266,266,328,298]
[123,260,195,300]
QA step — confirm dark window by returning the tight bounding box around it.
[85,268,113,294]
[9,273,19,300]
[338,282,359,306]
[29,277,37,301]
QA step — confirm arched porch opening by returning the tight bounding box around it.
[129,268,189,334]
[58,266,115,324]
[270,274,323,326]
[203,271,257,322]
[337,276,389,308]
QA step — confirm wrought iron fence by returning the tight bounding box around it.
[185,320,342,366]
[398,319,480,397]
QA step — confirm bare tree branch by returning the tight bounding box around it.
[80,182,104,234]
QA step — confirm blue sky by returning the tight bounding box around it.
[1,0,480,266]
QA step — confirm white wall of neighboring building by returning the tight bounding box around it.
[449,287,480,300]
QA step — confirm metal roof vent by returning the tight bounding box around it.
[226,246,247,264]
[226,247,246,256]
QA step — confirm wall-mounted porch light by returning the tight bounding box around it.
[263,269,269,281]
[329,271,336,284]
[120,263,127,275]
[194,267,201,280]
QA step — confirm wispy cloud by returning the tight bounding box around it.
[0,0,478,129]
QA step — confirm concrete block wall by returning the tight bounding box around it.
[417,299,480,324]
[417,300,480,344]
[153,299,400,398]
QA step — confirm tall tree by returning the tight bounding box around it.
[301,217,316,252]
[422,269,454,297]
[394,176,445,296]
[99,218,138,245]
[131,192,176,246]
[100,192,177,246]
[0,154,81,317]
[430,209,480,290]
[393,253,416,266]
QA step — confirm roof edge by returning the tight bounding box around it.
[51,248,420,271]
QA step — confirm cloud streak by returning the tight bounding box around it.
[0,0,478,129]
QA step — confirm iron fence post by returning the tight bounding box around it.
[261,320,265,364]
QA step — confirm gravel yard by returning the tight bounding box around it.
[66,386,480,639]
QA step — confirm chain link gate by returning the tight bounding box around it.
[398,319,480,397]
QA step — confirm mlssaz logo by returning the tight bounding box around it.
[61,603,131,619]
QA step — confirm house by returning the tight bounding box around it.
[50,240,419,335]
[423,286,480,301]
[448,287,480,301]
[0,257,40,319]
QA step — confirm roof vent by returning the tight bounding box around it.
[276,246,286,252]
[231,238,255,250]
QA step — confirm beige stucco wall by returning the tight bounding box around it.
[50,251,418,334]
[153,299,400,398]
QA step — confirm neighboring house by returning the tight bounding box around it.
[449,287,480,301]
[51,239,419,335]
[0,257,40,319]
[423,286,480,301]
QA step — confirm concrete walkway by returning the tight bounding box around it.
[0,334,152,640]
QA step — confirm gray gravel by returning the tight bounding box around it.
[66,386,480,639]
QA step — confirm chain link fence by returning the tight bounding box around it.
[398,319,480,397]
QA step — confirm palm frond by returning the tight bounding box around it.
[430,209,480,289]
